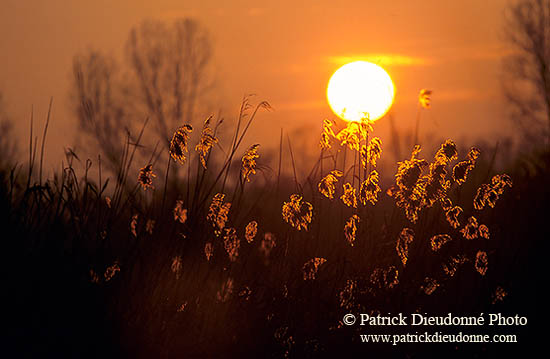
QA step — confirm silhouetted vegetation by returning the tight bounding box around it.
[2,96,544,357]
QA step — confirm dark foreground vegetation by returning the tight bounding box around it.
[1,104,546,358]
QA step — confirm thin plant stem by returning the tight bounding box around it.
[287,134,299,192]
[39,97,53,187]
[413,105,421,146]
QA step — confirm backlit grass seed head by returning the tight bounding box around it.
[390,186,424,223]
[207,193,231,236]
[138,164,156,190]
[282,194,313,231]
[273,326,288,342]
[443,255,468,277]
[392,146,428,220]
[491,174,512,192]
[320,132,331,150]
[145,219,155,235]
[339,279,356,310]
[318,170,343,199]
[260,232,277,258]
[216,277,234,303]
[474,183,491,210]
[241,144,260,182]
[223,227,240,262]
[423,173,450,206]
[421,160,450,207]
[360,145,368,168]
[337,129,360,152]
[319,119,335,150]
[440,197,452,212]
[130,214,138,237]
[245,221,258,243]
[479,224,490,239]
[171,256,182,279]
[302,258,327,280]
[452,161,473,185]
[461,216,479,239]
[359,170,381,205]
[396,228,414,266]
[365,137,382,168]
[274,327,295,356]
[430,157,447,175]
[370,268,385,288]
[336,122,362,151]
[205,242,213,261]
[238,287,252,301]
[344,214,360,246]
[484,189,499,208]
[104,262,120,282]
[492,286,507,304]
[452,147,481,185]
[435,139,458,164]
[173,200,188,223]
[430,234,453,252]
[388,188,423,223]
[89,269,100,284]
[369,266,399,289]
[419,89,432,109]
[177,302,188,313]
[359,116,374,140]
[195,116,218,169]
[421,277,439,295]
[340,183,358,208]
[404,198,423,223]
[170,124,193,165]
[384,266,400,289]
[386,185,397,198]
[467,147,481,161]
[475,250,488,276]
[475,174,513,209]
[445,206,463,228]
[370,266,400,289]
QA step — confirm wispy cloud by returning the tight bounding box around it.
[327,54,431,67]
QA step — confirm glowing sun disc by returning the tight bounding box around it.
[326,61,395,122]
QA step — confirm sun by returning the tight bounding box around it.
[326,61,395,122]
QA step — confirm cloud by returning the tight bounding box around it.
[327,54,431,67]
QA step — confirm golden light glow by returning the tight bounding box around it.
[326,61,395,122]
[328,54,429,67]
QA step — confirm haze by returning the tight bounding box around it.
[0,0,513,169]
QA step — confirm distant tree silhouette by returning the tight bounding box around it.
[503,0,550,148]
[72,51,126,173]
[71,18,213,173]
[125,18,212,148]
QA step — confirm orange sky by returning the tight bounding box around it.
[0,0,514,170]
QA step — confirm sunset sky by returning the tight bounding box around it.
[1,0,514,168]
